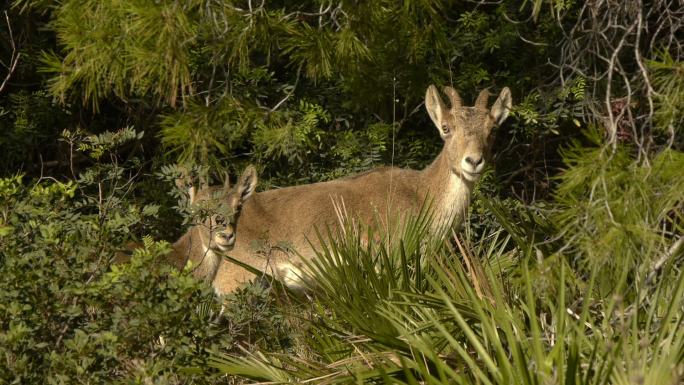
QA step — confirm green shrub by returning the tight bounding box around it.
[0,130,291,383]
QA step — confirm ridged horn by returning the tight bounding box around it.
[475,89,491,109]
[443,86,462,111]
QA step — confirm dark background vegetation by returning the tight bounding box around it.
[1,0,683,383]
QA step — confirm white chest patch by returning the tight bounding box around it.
[433,173,471,230]
[200,245,222,287]
[201,246,219,262]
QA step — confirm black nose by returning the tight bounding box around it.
[465,156,483,166]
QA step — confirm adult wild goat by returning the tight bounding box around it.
[213,86,512,294]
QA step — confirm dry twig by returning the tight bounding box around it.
[0,11,21,94]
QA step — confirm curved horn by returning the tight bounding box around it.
[475,89,491,109]
[198,175,209,191]
[443,86,462,110]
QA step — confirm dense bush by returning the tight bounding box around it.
[0,131,292,383]
[2,0,576,196]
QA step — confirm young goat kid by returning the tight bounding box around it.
[167,165,257,285]
[116,166,257,289]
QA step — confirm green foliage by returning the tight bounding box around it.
[160,96,250,170]
[252,100,329,164]
[0,130,291,383]
[510,78,585,137]
[0,90,69,173]
[42,0,200,109]
[648,52,684,138]
[208,140,684,384]
[297,203,446,346]
[218,283,292,352]
[3,0,684,383]
[552,130,684,295]
[0,172,217,383]
[9,0,571,185]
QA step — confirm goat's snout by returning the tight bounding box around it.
[460,153,485,176]
[217,231,235,245]
[464,156,483,167]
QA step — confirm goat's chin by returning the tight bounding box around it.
[463,172,481,182]
[212,242,234,253]
[453,168,480,182]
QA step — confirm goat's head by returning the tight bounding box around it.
[425,85,512,182]
[183,165,257,252]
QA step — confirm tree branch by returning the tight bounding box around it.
[0,11,21,94]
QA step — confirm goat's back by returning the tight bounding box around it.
[213,166,426,293]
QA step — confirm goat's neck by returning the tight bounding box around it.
[421,148,473,230]
[173,227,221,284]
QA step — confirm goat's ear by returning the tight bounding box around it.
[174,165,191,190]
[174,177,185,191]
[425,85,448,139]
[236,165,258,203]
[490,87,512,125]
[198,175,209,191]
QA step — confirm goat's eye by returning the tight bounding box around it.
[441,124,450,133]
